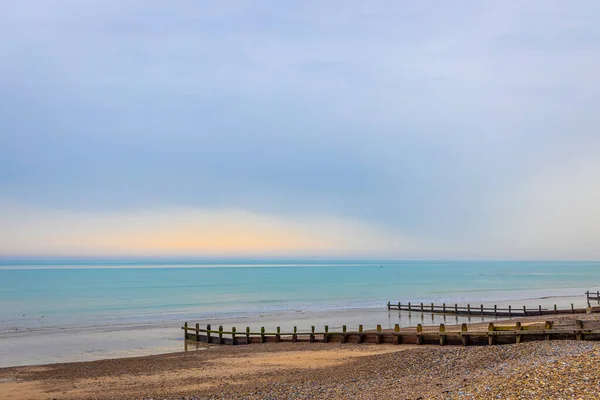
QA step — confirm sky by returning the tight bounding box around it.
[1,1,600,259]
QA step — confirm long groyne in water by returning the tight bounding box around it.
[182,319,600,347]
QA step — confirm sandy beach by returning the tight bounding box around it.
[2,314,600,399]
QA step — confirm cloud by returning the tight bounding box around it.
[1,1,600,258]
[0,204,428,257]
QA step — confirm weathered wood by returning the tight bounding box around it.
[357,324,364,344]
[461,323,469,346]
[416,324,423,345]
[488,323,495,345]
[184,318,600,347]
[544,321,552,341]
[310,326,315,343]
[439,324,446,346]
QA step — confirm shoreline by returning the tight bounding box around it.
[1,293,594,368]
[2,313,600,399]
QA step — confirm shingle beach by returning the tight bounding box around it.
[2,316,600,399]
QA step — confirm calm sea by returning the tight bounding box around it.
[1,259,599,334]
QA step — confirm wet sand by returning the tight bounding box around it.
[2,314,600,399]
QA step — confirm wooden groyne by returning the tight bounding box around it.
[386,301,588,317]
[183,320,600,346]
[587,290,600,306]
[389,290,600,317]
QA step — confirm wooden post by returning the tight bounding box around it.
[207,324,211,343]
[460,323,468,346]
[195,323,200,342]
[480,304,484,316]
[544,321,552,341]
[455,303,458,314]
[443,303,446,313]
[394,324,401,345]
[324,325,329,343]
[218,325,224,345]
[515,322,522,344]
[508,305,512,318]
[523,305,527,316]
[576,320,583,341]
[398,302,401,310]
[538,305,542,316]
[571,303,575,314]
[341,325,347,343]
[408,302,412,312]
[275,326,281,342]
[357,324,364,344]
[431,302,434,312]
[394,324,400,332]
[439,324,446,346]
[420,302,424,312]
[231,327,237,345]
[376,324,382,344]
[488,323,495,345]
[260,327,265,343]
[387,301,391,310]
[554,304,557,314]
[467,304,471,316]
[292,326,297,343]
[586,291,590,307]
[494,305,497,317]
[310,326,315,343]
[246,327,251,343]
[184,322,188,340]
[416,324,423,345]
[597,290,599,304]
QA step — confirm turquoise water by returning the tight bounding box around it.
[1,260,599,332]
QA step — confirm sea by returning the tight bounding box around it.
[1,259,599,367]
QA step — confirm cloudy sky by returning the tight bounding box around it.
[1,1,599,259]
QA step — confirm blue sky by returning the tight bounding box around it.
[1,1,600,258]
